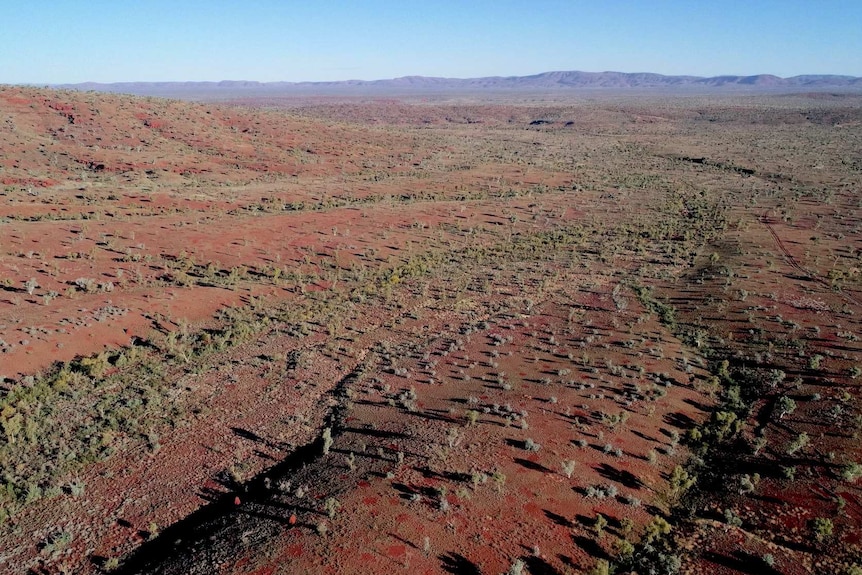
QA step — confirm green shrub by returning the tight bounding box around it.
[643,515,672,544]
[589,559,610,575]
[786,432,810,455]
[775,396,797,419]
[841,462,862,482]
[324,496,341,518]
[615,538,635,560]
[321,427,333,455]
[812,517,833,541]
[594,513,608,537]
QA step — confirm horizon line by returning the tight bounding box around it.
[23,69,862,86]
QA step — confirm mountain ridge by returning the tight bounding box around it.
[50,70,862,98]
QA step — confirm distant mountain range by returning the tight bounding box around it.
[55,71,862,98]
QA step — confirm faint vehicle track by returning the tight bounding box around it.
[759,211,862,308]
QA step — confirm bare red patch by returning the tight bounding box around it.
[387,544,406,558]
[286,544,303,558]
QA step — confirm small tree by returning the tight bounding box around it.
[643,515,672,544]
[594,513,608,538]
[324,496,341,518]
[723,508,742,527]
[620,517,635,535]
[775,396,797,419]
[589,559,610,575]
[812,517,833,542]
[841,462,862,482]
[466,409,480,426]
[668,465,696,501]
[321,427,333,455]
[739,473,760,494]
[752,436,768,456]
[614,538,635,560]
[808,354,824,370]
[506,559,525,575]
[786,432,810,455]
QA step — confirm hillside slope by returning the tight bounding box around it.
[1,88,861,575]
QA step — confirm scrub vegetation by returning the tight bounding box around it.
[1,86,861,574]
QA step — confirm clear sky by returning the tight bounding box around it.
[2,0,860,83]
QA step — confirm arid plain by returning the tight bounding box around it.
[1,86,861,575]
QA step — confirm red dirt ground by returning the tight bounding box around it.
[1,87,861,575]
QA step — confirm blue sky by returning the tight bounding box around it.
[2,1,860,83]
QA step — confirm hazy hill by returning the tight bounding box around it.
[53,70,862,99]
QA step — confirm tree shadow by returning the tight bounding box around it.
[253,449,278,461]
[388,532,419,550]
[415,466,472,483]
[514,457,552,474]
[701,550,782,575]
[340,426,409,439]
[771,535,816,554]
[595,462,643,490]
[408,409,461,424]
[111,430,326,574]
[572,534,609,561]
[543,509,571,527]
[390,482,420,500]
[440,552,482,575]
[392,481,438,500]
[231,426,286,451]
[89,554,110,569]
[524,556,564,575]
[556,553,578,571]
[664,411,696,430]
[683,398,712,412]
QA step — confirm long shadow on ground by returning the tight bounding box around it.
[107,434,324,575]
[107,364,367,574]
